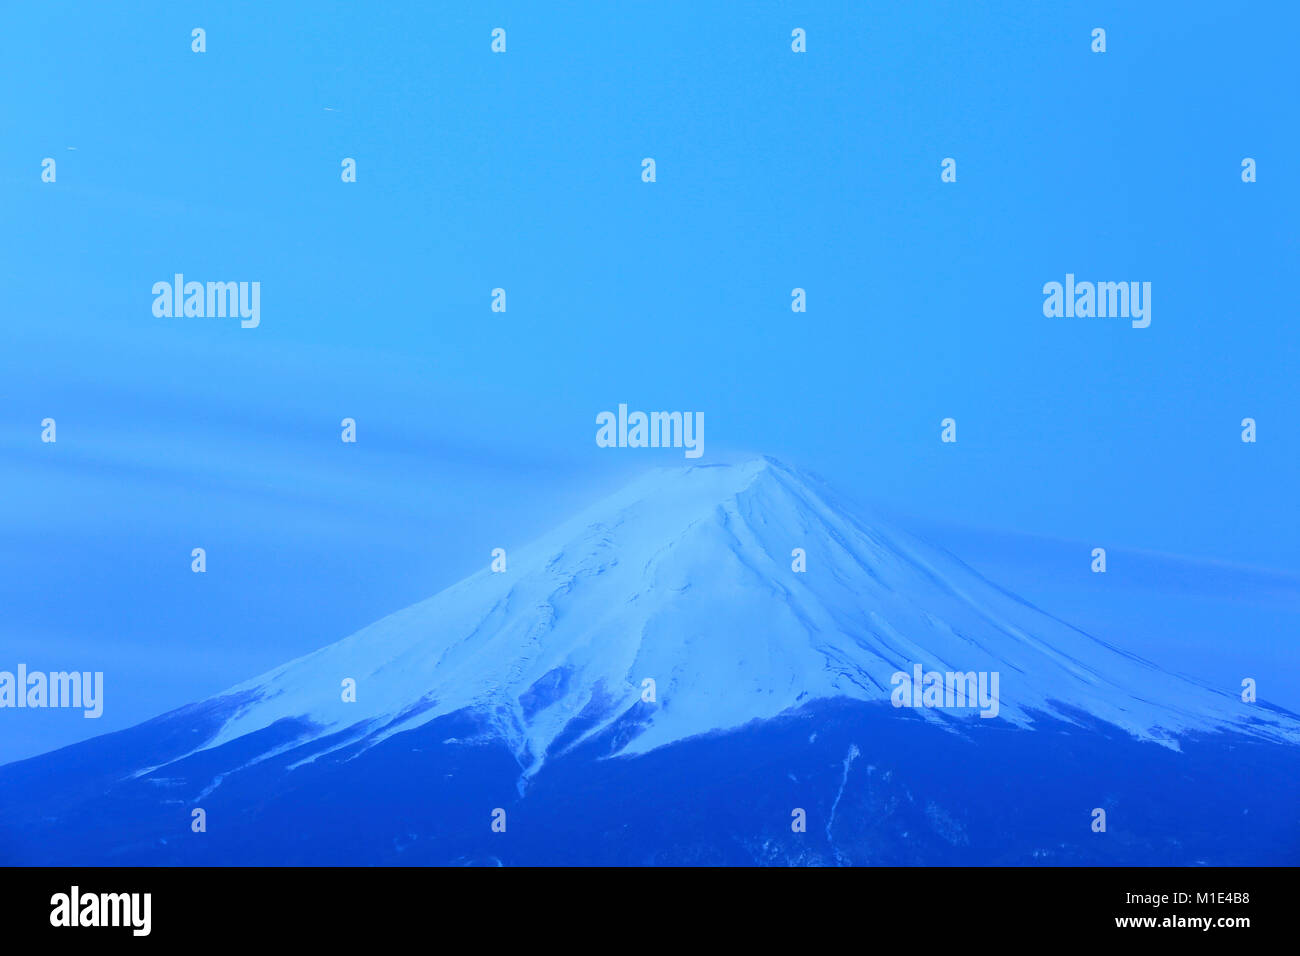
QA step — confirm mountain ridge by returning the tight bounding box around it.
[105,456,1298,795]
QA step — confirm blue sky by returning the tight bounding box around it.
[2,1,1297,762]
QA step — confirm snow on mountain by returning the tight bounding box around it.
[162,456,1299,784]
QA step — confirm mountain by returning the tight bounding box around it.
[3,457,1298,865]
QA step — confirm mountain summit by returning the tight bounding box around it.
[155,456,1297,786]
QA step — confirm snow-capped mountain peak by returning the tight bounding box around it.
[182,456,1299,780]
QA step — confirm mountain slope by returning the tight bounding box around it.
[4,456,1299,866]
[141,457,1299,785]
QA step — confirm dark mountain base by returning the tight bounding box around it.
[2,698,1297,865]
